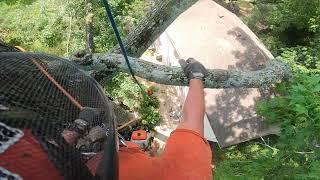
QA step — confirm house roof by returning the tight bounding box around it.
[152,0,279,147]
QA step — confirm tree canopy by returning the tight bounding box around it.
[0,0,150,55]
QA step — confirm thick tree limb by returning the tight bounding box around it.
[110,0,197,57]
[86,53,291,88]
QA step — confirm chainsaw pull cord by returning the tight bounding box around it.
[101,0,147,98]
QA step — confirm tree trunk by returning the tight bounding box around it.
[86,53,291,88]
[110,0,197,58]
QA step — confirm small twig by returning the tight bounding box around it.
[258,136,279,151]
[295,151,314,155]
[257,142,279,151]
[260,136,267,144]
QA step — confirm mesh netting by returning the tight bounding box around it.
[0,52,117,179]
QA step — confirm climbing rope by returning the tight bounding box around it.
[101,0,146,97]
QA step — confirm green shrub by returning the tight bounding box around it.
[267,0,320,34]
[215,74,320,179]
[0,0,150,55]
[214,142,277,179]
[139,95,160,129]
[278,46,320,74]
[215,1,320,178]
[245,0,320,50]
[105,72,143,109]
[257,74,320,178]
[257,74,320,151]
[104,73,160,129]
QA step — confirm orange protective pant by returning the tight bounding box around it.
[87,129,213,180]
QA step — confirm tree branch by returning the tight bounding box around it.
[110,0,197,57]
[85,53,291,88]
[75,0,291,89]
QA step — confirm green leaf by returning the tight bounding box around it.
[294,104,308,115]
[313,84,320,92]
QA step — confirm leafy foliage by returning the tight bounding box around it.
[105,72,142,109]
[278,46,320,74]
[0,0,150,55]
[215,0,320,179]
[214,142,278,179]
[0,0,75,55]
[139,96,161,128]
[268,0,320,34]
[244,0,320,52]
[91,0,150,52]
[257,75,320,151]
[104,73,160,129]
[215,74,320,179]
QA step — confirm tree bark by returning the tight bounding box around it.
[85,1,94,53]
[85,53,291,88]
[110,0,197,58]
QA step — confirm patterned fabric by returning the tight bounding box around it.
[0,122,23,154]
[0,123,23,180]
[0,167,22,180]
